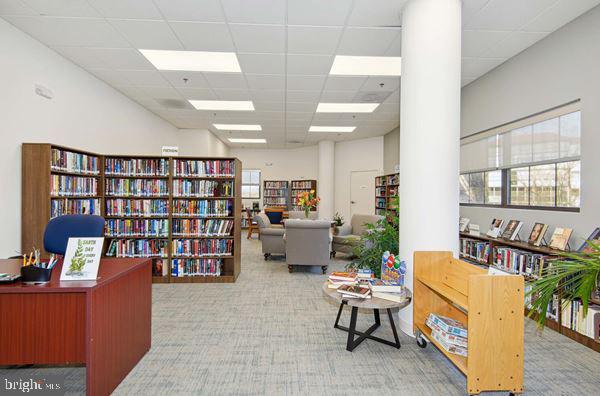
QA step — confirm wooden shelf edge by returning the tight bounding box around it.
[416,323,468,374]
[416,277,469,311]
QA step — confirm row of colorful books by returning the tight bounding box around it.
[376,187,386,196]
[105,199,169,217]
[263,190,287,197]
[172,160,235,177]
[105,219,169,237]
[105,158,169,176]
[171,239,233,256]
[172,180,233,197]
[172,199,232,217]
[561,300,600,339]
[105,179,168,197]
[106,239,168,258]
[376,197,386,208]
[171,258,222,277]
[265,181,288,189]
[459,239,490,263]
[425,313,468,357]
[51,148,99,175]
[51,198,100,218]
[50,175,98,196]
[492,247,553,278]
[291,181,312,189]
[264,197,287,206]
[172,219,234,237]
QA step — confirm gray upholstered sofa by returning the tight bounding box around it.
[254,212,285,260]
[332,214,384,257]
[284,219,331,273]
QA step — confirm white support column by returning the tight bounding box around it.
[398,0,462,335]
[318,140,335,220]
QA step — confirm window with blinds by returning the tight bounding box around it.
[460,103,581,210]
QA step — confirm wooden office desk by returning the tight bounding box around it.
[0,258,152,396]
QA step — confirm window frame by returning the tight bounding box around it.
[241,169,261,199]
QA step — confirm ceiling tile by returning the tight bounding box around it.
[138,85,185,100]
[203,72,247,89]
[287,26,343,55]
[462,0,494,27]
[250,89,285,101]
[110,20,183,50]
[287,0,352,26]
[4,16,129,47]
[482,31,548,58]
[90,69,170,87]
[286,102,317,113]
[22,0,101,17]
[337,27,400,55]
[254,102,284,112]
[169,21,234,51]
[229,23,285,53]
[360,76,400,91]
[319,90,357,101]
[348,0,406,27]
[246,74,285,90]
[160,71,209,87]
[461,57,505,79]
[312,113,342,122]
[237,53,285,74]
[323,76,367,91]
[385,33,401,56]
[0,0,36,16]
[287,75,326,91]
[462,29,511,57]
[52,46,108,69]
[213,89,252,100]
[465,0,557,31]
[176,87,217,99]
[221,0,285,24]
[154,0,224,22]
[522,0,600,32]
[286,90,321,102]
[89,48,154,70]
[287,54,333,75]
[87,0,162,19]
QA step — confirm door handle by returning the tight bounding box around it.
[351,201,356,204]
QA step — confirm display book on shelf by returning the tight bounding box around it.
[290,179,317,211]
[459,219,600,352]
[21,143,242,284]
[374,172,398,218]
[263,180,289,209]
[413,251,524,395]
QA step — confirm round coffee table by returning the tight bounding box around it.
[322,282,412,351]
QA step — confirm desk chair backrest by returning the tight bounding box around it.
[44,215,105,255]
[264,207,284,224]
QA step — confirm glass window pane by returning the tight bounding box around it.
[242,185,250,198]
[504,126,532,166]
[510,167,529,205]
[459,174,470,203]
[469,172,484,204]
[250,170,260,184]
[557,161,580,207]
[530,164,556,206]
[242,170,251,184]
[532,118,559,162]
[559,112,581,158]
[250,185,260,198]
[485,170,502,205]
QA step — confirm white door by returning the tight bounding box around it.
[350,170,378,217]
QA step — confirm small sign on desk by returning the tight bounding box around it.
[60,238,104,281]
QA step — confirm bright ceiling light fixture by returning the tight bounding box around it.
[139,49,241,72]
[309,126,356,133]
[228,138,267,143]
[330,55,401,76]
[189,100,255,111]
[316,103,379,113]
[213,124,262,131]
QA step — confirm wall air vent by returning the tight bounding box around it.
[353,91,393,103]
[155,98,193,109]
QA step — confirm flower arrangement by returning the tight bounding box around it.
[296,189,320,218]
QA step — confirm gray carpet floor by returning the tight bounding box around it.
[2,237,600,395]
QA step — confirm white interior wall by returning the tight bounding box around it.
[383,127,400,174]
[177,129,230,157]
[460,6,600,248]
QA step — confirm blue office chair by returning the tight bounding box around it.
[44,215,105,255]
[264,208,283,225]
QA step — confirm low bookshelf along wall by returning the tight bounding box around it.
[22,143,241,284]
[459,232,600,353]
[263,180,289,209]
[375,173,398,220]
[290,179,317,211]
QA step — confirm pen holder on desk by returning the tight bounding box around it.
[21,265,53,284]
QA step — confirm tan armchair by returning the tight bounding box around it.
[254,212,285,260]
[332,214,384,257]
[284,219,331,274]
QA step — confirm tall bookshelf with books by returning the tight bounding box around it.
[263,180,289,209]
[290,179,317,211]
[375,173,399,219]
[22,143,242,284]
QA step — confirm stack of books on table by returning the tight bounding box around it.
[367,279,405,302]
[327,272,357,289]
[336,284,371,299]
[425,313,468,357]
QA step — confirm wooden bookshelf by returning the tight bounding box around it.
[413,251,524,395]
[375,173,398,220]
[22,143,242,284]
[263,180,289,209]
[290,179,317,211]
[459,232,600,353]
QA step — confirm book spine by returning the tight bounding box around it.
[105,158,169,176]
[170,258,222,277]
[50,175,97,196]
[50,198,100,218]
[105,198,169,217]
[105,219,170,237]
[51,148,99,175]
[171,239,233,257]
[172,219,234,237]
[172,199,231,217]
[105,178,169,197]
[108,238,168,258]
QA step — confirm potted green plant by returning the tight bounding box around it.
[332,212,344,235]
[527,241,600,328]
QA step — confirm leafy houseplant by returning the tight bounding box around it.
[295,190,320,218]
[347,197,399,278]
[527,241,600,328]
[333,212,344,235]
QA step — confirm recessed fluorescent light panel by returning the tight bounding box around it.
[139,49,241,72]
[316,103,379,113]
[189,100,255,111]
[213,124,262,131]
[309,126,356,133]
[228,138,266,143]
[330,55,401,76]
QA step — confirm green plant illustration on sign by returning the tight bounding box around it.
[67,239,86,276]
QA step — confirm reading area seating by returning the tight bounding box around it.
[332,214,383,257]
[254,213,285,260]
[284,219,331,273]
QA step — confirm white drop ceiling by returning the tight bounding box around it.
[1,0,598,148]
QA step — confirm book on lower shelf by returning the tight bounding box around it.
[172,199,232,217]
[105,218,169,237]
[172,238,233,257]
[51,175,98,197]
[425,313,468,357]
[152,258,168,277]
[105,178,168,197]
[492,246,556,278]
[171,258,223,277]
[51,198,101,218]
[427,313,468,338]
[561,300,600,339]
[460,238,490,263]
[106,238,168,258]
[172,218,234,237]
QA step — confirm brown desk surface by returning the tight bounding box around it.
[0,258,150,293]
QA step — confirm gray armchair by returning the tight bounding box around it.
[287,211,318,220]
[254,213,285,260]
[332,214,384,257]
[284,219,332,274]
